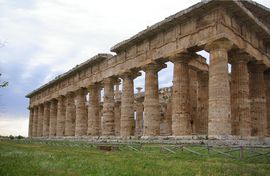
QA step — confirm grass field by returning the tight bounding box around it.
[0,140,269,176]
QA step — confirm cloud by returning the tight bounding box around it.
[0,0,269,136]
[0,115,28,136]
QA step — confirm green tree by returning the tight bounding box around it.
[0,73,8,87]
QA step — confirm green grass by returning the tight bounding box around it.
[0,140,269,176]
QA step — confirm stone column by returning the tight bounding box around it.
[249,63,267,137]
[120,71,140,137]
[114,80,121,136]
[189,69,198,134]
[43,101,50,137]
[143,63,166,136]
[231,53,251,137]
[87,84,101,136]
[56,95,66,137]
[265,70,270,136]
[32,106,38,137]
[114,101,121,136]
[75,88,88,136]
[49,99,58,137]
[37,104,44,137]
[65,92,76,136]
[170,53,192,136]
[205,39,233,138]
[102,77,116,136]
[163,99,172,136]
[135,97,144,137]
[28,108,33,138]
[196,71,209,135]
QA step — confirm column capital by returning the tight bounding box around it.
[66,91,75,98]
[49,98,58,105]
[120,70,141,80]
[136,87,143,93]
[248,62,267,73]
[205,39,233,52]
[103,76,118,85]
[142,62,166,72]
[87,82,100,91]
[169,51,193,64]
[44,101,51,106]
[230,51,253,64]
[56,95,65,101]
[75,87,88,96]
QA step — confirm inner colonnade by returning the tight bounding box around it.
[26,0,270,140]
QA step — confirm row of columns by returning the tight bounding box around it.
[29,39,270,138]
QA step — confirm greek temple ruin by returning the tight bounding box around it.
[26,0,270,141]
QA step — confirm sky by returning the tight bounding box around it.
[0,0,269,137]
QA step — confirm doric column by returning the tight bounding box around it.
[189,69,198,134]
[114,80,121,136]
[75,88,88,136]
[28,107,33,138]
[37,104,44,137]
[170,53,192,136]
[205,39,233,137]
[135,96,144,137]
[42,101,50,137]
[249,63,267,137]
[49,99,58,137]
[32,106,38,137]
[102,77,117,136]
[56,95,66,137]
[87,84,101,136]
[143,63,166,136]
[120,71,141,137]
[163,98,172,136]
[231,53,251,137]
[65,92,76,136]
[114,101,121,136]
[196,71,209,135]
[265,70,270,136]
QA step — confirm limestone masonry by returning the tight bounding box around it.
[26,0,270,140]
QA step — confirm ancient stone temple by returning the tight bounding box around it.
[26,0,270,141]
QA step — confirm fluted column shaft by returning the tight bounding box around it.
[32,106,38,137]
[231,56,251,137]
[114,80,121,136]
[249,64,267,137]
[37,105,44,137]
[206,40,232,137]
[120,72,140,136]
[75,88,87,136]
[265,71,270,136]
[102,77,116,135]
[143,63,165,136]
[196,71,209,135]
[135,97,144,137]
[189,69,198,134]
[87,84,101,136]
[171,55,191,136]
[163,99,172,136]
[114,102,121,136]
[49,99,58,137]
[65,92,76,136]
[56,96,66,136]
[28,108,33,138]
[43,102,50,137]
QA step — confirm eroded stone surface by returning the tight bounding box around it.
[26,1,270,141]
